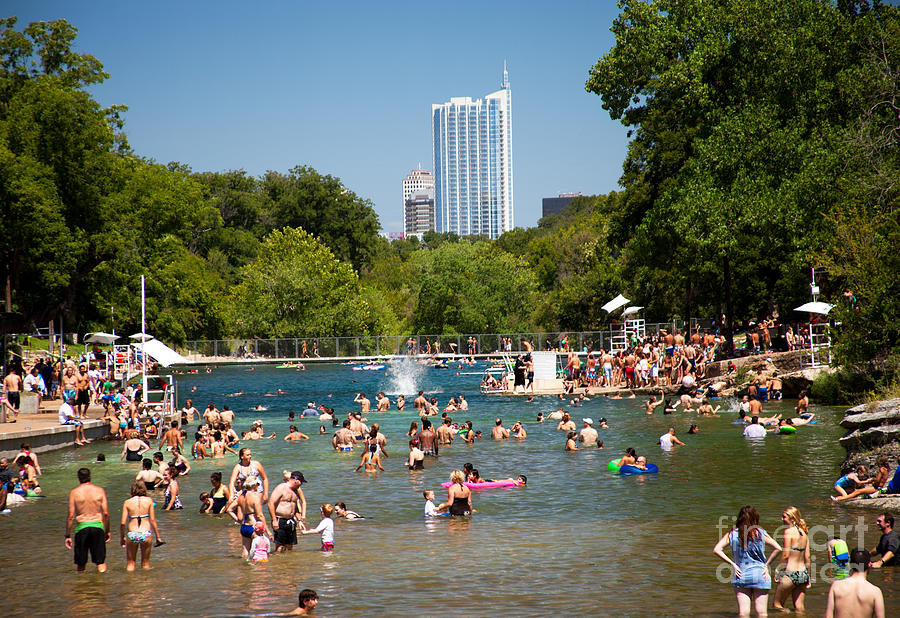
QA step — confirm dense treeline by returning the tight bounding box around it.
[1,4,897,377]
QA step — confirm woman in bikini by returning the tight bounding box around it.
[773,506,810,612]
[120,481,163,570]
[355,444,384,472]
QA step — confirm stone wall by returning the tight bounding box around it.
[838,398,900,472]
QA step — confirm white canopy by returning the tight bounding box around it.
[601,294,630,313]
[622,306,644,316]
[84,332,119,344]
[794,302,835,315]
[131,338,188,367]
[129,333,154,341]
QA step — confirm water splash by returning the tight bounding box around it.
[384,358,426,396]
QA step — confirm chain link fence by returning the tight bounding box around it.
[179,321,691,360]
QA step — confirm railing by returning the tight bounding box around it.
[179,322,693,360]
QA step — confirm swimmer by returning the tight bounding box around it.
[536,412,544,423]
[355,444,384,473]
[407,439,425,470]
[645,395,664,414]
[120,480,163,570]
[423,490,442,517]
[565,431,578,451]
[284,425,310,441]
[334,502,364,520]
[620,448,637,466]
[633,456,648,470]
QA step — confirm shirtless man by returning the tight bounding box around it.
[491,418,510,440]
[75,366,91,418]
[645,395,665,415]
[414,390,428,411]
[3,368,22,420]
[795,390,809,415]
[375,392,390,411]
[749,398,764,417]
[203,402,221,426]
[556,413,576,432]
[159,421,183,452]
[824,549,885,618]
[623,350,636,388]
[65,467,109,572]
[418,419,438,454]
[332,420,355,451]
[60,367,77,406]
[220,406,235,426]
[436,418,454,445]
[353,392,371,414]
[349,413,368,439]
[268,472,306,553]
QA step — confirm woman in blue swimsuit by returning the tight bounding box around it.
[713,505,783,617]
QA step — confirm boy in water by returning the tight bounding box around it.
[288,589,319,615]
[301,504,335,551]
[423,490,440,517]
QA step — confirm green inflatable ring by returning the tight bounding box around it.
[779,426,797,435]
[608,458,622,472]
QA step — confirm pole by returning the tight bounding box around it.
[141,275,146,398]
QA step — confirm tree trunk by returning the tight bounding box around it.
[724,254,734,354]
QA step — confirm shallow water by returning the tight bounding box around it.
[2,362,898,616]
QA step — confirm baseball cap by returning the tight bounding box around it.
[583,418,593,425]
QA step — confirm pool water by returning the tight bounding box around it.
[1,361,896,616]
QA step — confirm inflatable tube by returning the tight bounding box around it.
[440,480,522,490]
[619,464,659,475]
[607,458,623,472]
[779,426,797,435]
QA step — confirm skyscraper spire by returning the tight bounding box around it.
[502,60,509,89]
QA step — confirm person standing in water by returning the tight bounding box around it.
[268,471,306,553]
[824,549,885,618]
[773,506,810,612]
[120,481,163,571]
[437,469,472,516]
[713,505,783,617]
[65,467,110,573]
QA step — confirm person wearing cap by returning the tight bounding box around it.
[248,520,271,562]
[268,471,307,553]
[59,394,88,445]
[578,418,598,446]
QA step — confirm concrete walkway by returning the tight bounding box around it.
[0,399,110,459]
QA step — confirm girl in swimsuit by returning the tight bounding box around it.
[135,458,163,492]
[438,469,472,516]
[773,506,810,612]
[355,444,384,472]
[121,432,150,462]
[120,481,163,571]
[163,466,183,510]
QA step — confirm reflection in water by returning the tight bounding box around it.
[0,364,896,616]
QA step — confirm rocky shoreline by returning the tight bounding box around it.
[836,397,900,511]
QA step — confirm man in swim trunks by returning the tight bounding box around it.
[3,367,22,421]
[332,420,355,451]
[419,419,439,454]
[353,392,371,414]
[159,421,183,452]
[65,467,109,572]
[269,471,306,553]
[75,366,91,418]
[437,418,454,445]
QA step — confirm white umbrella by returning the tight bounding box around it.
[601,294,630,313]
[622,306,644,316]
[793,302,835,315]
[129,333,154,341]
[84,332,120,344]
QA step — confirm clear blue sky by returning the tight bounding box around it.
[7,1,627,232]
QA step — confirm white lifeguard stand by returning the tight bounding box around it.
[794,269,834,369]
[622,306,646,346]
[602,294,630,353]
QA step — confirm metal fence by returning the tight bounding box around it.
[180,321,694,359]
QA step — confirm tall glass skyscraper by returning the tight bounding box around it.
[432,65,513,239]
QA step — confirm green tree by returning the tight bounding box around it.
[228,227,389,337]
[411,241,537,334]
[262,166,381,272]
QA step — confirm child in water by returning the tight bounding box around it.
[423,490,440,517]
[248,521,271,562]
[301,504,335,551]
[199,492,212,514]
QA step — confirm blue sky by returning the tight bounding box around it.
[7,1,627,232]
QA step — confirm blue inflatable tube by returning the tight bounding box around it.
[619,463,659,475]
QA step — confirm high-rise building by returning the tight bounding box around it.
[404,192,435,238]
[402,169,434,237]
[542,192,584,218]
[432,64,513,239]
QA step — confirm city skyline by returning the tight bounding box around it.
[5,1,628,233]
